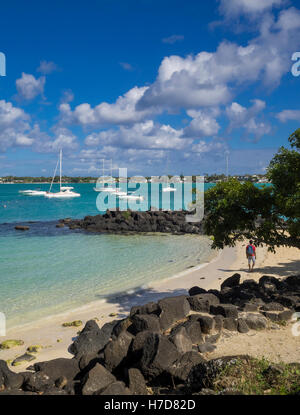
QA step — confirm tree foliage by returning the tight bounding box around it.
[204,129,300,251]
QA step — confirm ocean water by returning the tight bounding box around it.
[0,183,216,328]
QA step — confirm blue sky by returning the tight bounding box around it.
[0,0,300,177]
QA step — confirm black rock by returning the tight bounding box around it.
[24,371,54,392]
[277,295,299,308]
[187,296,210,313]
[169,326,193,354]
[112,317,133,338]
[221,273,241,290]
[213,316,223,332]
[188,293,219,313]
[128,368,148,395]
[244,313,267,330]
[158,295,190,331]
[0,360,24,391]
[34,358,80,383]
[130,314,160,334]
[278,310,294,321]
[130,302,160,317]
[99,381,131,395]
[284,275,300,289]
[262,311,280,322]
[210,304,238,319]
[69,319,117,359]
[182,319,204,345]
[261,302,284,312]
[188,286,207,296]
[139,332,181,381]
[197,315,215,334]
[103,331,134,372]
[223,318,238,331]
[243,303,259,312]
[241,280,259,290]
[197,343,216,353]
[259,275,282,290]
[81,363,116,395]
[12,353,35,367]
[237,318,249,333]
[130,330,153,360]
[167,351,205,383]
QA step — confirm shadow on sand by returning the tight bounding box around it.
[95,287,188,318]
[218,259,300,277]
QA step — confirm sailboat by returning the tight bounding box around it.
[94,159,127,195]
[19,189,47,196]
[44,150,80,198]
[162,153,177,192]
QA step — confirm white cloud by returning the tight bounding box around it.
[85,120,191,150]
[37,60,58,74]
[59,86,154,127]
[137,7,300,111]
[191,139,228,154]
[226,99,271,138]
[162,35,184,44]
[184,108,221,137]
[0,100,34,151]
[276,109,300,122]
[60,90,74,104]
[218,0,285,18]
[16,73,45,101]
[31,125,79,153]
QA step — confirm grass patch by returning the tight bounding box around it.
[275,320,287,327]
[213,357,300,395]
[0,339,24,349]
[62,320,82,327]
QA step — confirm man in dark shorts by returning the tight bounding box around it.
[246,240,256,272]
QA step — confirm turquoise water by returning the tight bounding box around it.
[0,183,216,328]
[0,182,210,223]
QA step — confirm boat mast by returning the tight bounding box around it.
[60,149,62,191]
[49,156,59,193]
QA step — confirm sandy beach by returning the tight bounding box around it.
[1,240,299,370]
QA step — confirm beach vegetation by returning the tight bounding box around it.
[204,129,300,251]
[213,357,300,395]
[27,345,43,353]
[62,320,82,327]
[0,339,24,349]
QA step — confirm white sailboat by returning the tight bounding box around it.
[118,193,144,201]
[19,189,47,196]
[44,150,80,198]
[162,153,177,192]
[94,159,127,195]
[94,159,119,193]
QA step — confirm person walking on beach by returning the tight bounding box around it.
[246,240,256,272]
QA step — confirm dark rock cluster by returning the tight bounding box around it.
[1,273,299,395]
[61,210,204,235]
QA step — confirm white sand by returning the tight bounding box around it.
[1,241,299,370]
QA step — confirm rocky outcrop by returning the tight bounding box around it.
[61,210,205,235]
[1,273,299,396]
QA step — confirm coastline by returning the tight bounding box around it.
[1,241,299,370]
[0,244,229,368]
